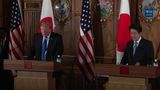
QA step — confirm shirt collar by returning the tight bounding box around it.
[43,34,51,39]
[134,36,141,44]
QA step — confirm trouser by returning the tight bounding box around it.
[0,70,14,90]
[53,70,63,90]
[149,77,160,90]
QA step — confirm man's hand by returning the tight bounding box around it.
[11,70,17,77]
[135,62,140,66]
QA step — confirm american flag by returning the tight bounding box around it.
[78,0,95,80]
[9,0,24,60]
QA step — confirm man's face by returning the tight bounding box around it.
[40,25,51,36]
[130,29,141,41]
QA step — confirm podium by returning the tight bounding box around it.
[3,60,62,90]
[95,64,160,90]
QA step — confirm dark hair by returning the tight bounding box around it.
[129,23,142,33]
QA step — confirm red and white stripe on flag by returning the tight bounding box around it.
[9,0,24,60]
[39,0,55,32]
[77,0,95,80]
[116,0,131,64]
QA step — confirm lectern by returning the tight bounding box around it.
[95,64,160,90]
[3,60,62,90]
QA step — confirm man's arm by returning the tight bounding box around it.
[54,35,64,59]
[146,42,154,65]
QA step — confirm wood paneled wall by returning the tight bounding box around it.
[1,0,160,90]
[137,1,160,60]
[23,0,41,54]
[0,0,3,27]
[22,0,117,63]
[20,0,160,63]
[23,0,79,56]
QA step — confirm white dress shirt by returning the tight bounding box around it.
[134,36,142,47]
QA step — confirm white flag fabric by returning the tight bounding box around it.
[40,0,55,32]
[116,0,131,64]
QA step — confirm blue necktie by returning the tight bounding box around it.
[41,36,48,60]
[133,41,138,56]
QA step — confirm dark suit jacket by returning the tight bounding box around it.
[27,32,64,61]
[121,38,154,65]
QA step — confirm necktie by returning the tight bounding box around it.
[133,41,138,56]
[41,36,48,60]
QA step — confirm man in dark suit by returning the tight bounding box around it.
[121,23,154,66]
[28,21,63,61]
[28,21,64,90]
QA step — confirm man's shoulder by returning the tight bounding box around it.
[124,40,133,49]
[50,32,62,38]
[141,38,152,45]
[127,40,133,45]
[33,32,62,38]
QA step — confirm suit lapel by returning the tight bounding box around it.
[129,41,134,58]
[134,38,144,57]
[46,33,56,56]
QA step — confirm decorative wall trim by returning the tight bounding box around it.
[139,0,160,23]
[53,0,72,24]
[24,2,41,9]
[97,0,113,22]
